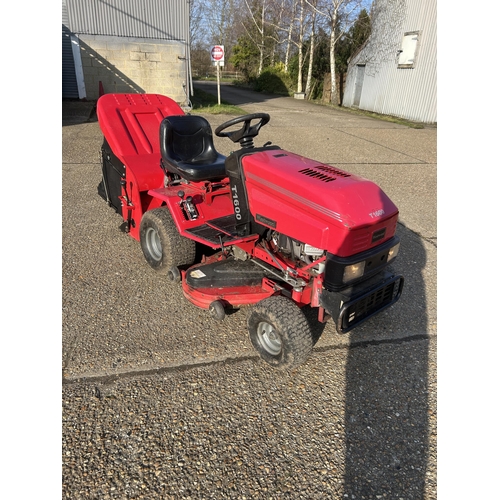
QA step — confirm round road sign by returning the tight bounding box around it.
[211,45,224,61]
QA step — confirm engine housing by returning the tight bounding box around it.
[242,149,399,258]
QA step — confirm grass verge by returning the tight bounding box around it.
[314,101,429,129]
[190,87,246,115]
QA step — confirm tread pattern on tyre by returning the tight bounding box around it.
[140,207,196,272]
[248,295,313,369]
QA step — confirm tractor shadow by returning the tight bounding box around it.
[302,305,328,346]
[342,224,432,497]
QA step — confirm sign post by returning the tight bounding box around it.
[210,45,225,105]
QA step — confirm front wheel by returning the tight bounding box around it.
[247,295,314,369]
[139,208,196,273]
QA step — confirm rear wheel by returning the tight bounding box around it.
[248,295,313,369]
[139,208,196,273]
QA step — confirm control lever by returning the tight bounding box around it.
[177,190,199,220]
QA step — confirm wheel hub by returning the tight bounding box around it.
[145,227,162,261]
[257,321,282,355]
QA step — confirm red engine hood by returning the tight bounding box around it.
[242,150,399,257]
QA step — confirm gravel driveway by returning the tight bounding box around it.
[62,87,437,499]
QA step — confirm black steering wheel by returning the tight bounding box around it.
[215,113,270,147]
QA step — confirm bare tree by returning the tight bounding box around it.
[307,0,368,103]
[295,0,307,92]
[304,0,317,96]
[261,0,298,72]
[202,0,240,49]
[242,0,268,75]
[265,0,312,90]
[189,0,208,47]
[265,0,294,67]
[284,0,298,71]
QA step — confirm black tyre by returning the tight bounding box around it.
[248,295,314,369]
[166,266,181,283]
[139,208,196,273]
[209,300,226,321]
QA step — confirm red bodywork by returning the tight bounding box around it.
[242,150,398,257]
[97,93,398,256]
[97,93,187,240]
[97,94,402,323]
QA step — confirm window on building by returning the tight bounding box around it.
[398,31,420,68]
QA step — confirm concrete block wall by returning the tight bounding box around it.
[78,35,187,103]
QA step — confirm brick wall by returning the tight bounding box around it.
[78,35,187,103]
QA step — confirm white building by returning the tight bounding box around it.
[342,0,436,124]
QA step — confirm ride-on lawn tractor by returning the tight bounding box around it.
[96,93,404,369]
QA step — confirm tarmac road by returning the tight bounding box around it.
[62,85,437,499]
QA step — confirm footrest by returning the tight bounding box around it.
[185,214,245,245]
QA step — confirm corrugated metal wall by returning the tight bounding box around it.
[66,0,189,41]
[344,0,437,123]
[62,0,79,98]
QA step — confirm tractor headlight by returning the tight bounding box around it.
[387,242,400,262]
[343,261,366,283]
[324,236,400,291]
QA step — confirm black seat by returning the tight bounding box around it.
[159,115,227,182]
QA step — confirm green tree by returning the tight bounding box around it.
[351,8,371,49]
[230,34,261,80]
[334,8,371,103]
[336,8,371,74]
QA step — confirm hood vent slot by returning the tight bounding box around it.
[299,165,351,182]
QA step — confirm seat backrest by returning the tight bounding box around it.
[160,115,218,165]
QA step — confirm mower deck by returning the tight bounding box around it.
[182,257,278,309]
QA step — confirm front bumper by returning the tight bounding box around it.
[319,271,404,334]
